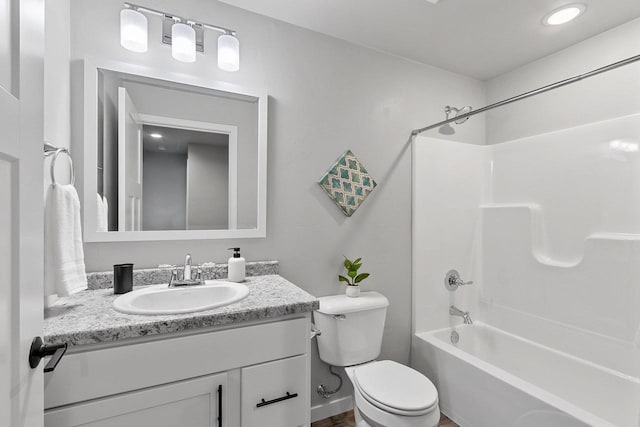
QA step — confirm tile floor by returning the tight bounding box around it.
[312,410,459,427]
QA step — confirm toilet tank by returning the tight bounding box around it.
[314,292,389,367]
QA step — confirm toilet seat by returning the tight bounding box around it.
[353,360,439,416]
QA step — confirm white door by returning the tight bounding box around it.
[0,0,45,426]
[117,87,143,231]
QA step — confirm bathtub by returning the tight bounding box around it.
[412,323,640,427]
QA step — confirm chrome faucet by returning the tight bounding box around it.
[449,305,473,324]
[184,253,193,281]
[168,254,203,287]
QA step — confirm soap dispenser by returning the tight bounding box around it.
[227,248,246,282]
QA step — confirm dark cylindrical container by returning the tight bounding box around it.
[113,263,134,294]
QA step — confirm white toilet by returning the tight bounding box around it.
[314,292,440,427]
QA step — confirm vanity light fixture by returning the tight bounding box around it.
[120,7,148,52]
[543,4,586,26]
[120,3,240,71]
[218,32,240,72]
[171,22,196,63]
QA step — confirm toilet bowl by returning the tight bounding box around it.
[345,361,440,427]
[314,292,440,427]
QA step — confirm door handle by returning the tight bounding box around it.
[29,337,67,372]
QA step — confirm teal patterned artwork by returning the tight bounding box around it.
[319,150,377,217]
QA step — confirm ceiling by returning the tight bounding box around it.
[219,0,640,80]
[143,125,229,154]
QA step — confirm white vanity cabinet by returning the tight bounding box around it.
[44,315,311,427]
[45,372,227,427]
[242,355,308,426]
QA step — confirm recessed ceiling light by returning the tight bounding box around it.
[149,133,163,139]
[543,4,586,26]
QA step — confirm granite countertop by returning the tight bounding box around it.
[44,274,319,347]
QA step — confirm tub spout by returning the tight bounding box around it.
[449,305,473,324]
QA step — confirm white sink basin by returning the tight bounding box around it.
[113,280,249,315]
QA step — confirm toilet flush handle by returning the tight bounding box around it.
[333,314,346,320]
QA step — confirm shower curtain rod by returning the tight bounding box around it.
[411,52,640,137]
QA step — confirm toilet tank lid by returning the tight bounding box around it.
[316,292,389,315]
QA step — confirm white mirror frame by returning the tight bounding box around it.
[82,58,267,242]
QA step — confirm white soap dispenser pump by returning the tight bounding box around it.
[227,247,246,282]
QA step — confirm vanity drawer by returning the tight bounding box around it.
[241,355,308,427]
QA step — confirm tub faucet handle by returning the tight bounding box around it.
[445,270,473,291]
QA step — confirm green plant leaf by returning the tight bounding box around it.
[352,263,362,271]
[338,275,351,284]
[343,258,352,269]
[353,258,362,265]
[354,273,370,283]
[348,270,357,278]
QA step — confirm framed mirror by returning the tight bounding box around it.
[82,59,267,242]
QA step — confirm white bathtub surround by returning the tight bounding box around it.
[44,184,88,298]
[412,113,640,425]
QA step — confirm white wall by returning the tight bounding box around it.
[142,151,187,231]
[486,16,640,144]
[187,143,229,230]
[44,0,71,189]
[68,0,485,413]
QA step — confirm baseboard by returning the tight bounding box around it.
[310,395,354,423]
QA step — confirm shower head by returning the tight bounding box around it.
[444,105,473,124]
[438,105,472,135]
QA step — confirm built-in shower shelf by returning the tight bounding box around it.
[480,203,640,268]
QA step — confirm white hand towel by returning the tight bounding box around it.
[102,195,109,232]
[96,193,107,232]
[45,184,88,297]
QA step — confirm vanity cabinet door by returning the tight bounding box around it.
[44,372,227,427]
[241,355,309,427]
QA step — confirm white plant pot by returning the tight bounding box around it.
[346,286,360,297]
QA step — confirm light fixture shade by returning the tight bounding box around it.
[218,34,240,72]
[120,8,148,52]
[172,23,196,63]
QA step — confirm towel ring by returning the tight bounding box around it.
[50,148,75,186]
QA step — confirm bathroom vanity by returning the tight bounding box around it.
[43,274,317,427]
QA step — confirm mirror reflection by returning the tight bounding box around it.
[96,69,258,234]
[141,125,231,231]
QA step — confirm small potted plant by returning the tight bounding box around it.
[339,256,370,297]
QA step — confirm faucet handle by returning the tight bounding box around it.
[169,268,179,287]
[445,270,473,291]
